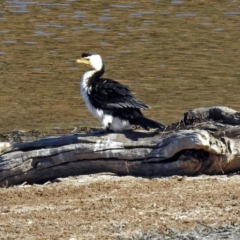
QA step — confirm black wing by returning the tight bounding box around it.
[88,78,149,110]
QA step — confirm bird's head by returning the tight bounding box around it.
[76,52,103,71]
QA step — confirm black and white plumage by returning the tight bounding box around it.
[76,52,165,132]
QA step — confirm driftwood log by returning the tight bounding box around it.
[0,106,240,187]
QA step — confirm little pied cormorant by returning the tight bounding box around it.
[76,52,165,132]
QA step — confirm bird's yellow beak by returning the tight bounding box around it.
[76,58,90,65]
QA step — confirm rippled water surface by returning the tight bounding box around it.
[0,0,240,131]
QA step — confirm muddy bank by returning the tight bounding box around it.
[0,174,239,239]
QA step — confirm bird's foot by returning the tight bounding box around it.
[153,127,166,135]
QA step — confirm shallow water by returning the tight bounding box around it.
[0,0,240,131]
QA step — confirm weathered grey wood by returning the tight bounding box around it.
[184,106,240,125]
[1,106,240,187]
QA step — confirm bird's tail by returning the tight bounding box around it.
[135,116,165,131]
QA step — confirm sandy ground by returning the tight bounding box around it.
[0,174,240,239]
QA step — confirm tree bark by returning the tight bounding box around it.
[1,106,240,187]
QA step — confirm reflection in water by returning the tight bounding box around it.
[38,3,69,6]
[213,28,225,31]
[110,4,134,9]
[0,30,9,33]
[99,16,114,21]
[83,23,95,27]
[0,0,240,131]
[160,12,169,15]
[140,38,148,42]
[2,40,17,44]
[143,20,152,26]
[130,11,154,18]
[100,41,109,46]
[34,31,53,36]
[41,8,51,12]
[54,37,64,41]
[171,0,184,5]
[118,50,132,53]
[224,11,240,15]
[35,24,65,28]
[24,41,37,45]
[90,27,105,32]
[72,11,86,18]
[138,11,153,15]
[129,12,142,17]
[176,13,196,17]
[118,33,126,36]
[5,0,38,13]
[200,23,212,26]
